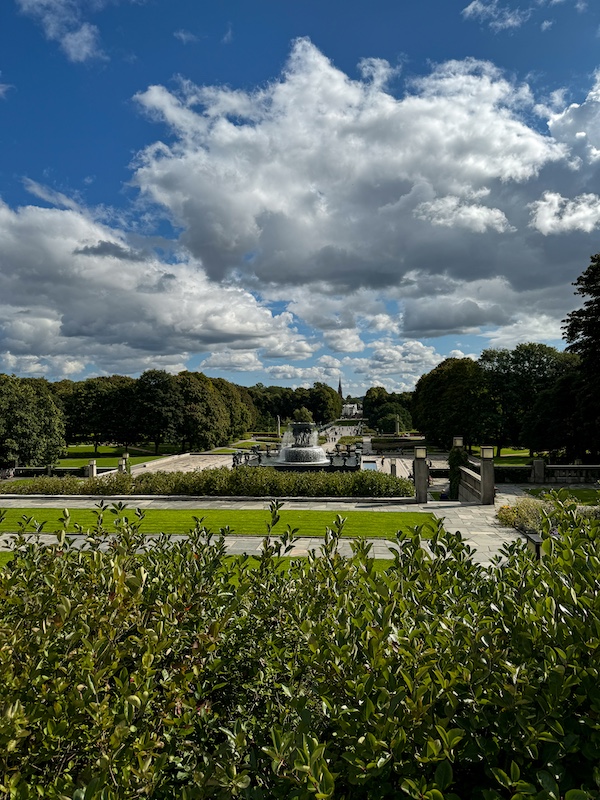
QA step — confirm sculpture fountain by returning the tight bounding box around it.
[276,422,329,467]
[234,422,360,472]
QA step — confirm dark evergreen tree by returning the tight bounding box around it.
[563,254,600,457]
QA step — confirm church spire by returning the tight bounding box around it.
[338,377,343,399]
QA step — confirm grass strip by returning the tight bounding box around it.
[56,445,177,467]
[0,508,435,539]
[526,487,600,505]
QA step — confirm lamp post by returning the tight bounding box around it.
[413,447,428,504]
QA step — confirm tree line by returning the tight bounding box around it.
[411,254,600,460]
[0,372,343,467]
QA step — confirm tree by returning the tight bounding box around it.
[306,382,342,424]
[563,254,600,457]
[136,370,183,455]
[0,375,65,467]
[370,402,412,434]
[412,358,487,449]
[176,372,230,451]
[292,406,313,423]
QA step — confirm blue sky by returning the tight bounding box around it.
[2,0,600,394]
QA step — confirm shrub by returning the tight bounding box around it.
[498,490,600,532]
[0,467,415,498]
[2,499,600,797]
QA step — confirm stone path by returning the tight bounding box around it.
[0,484,527,567]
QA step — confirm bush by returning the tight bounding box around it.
[0,467,415,498]
[498,490,600,532]
[3,499,600,797]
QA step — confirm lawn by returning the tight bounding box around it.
[526,487,600,505]
[470,446,533,465]
[0,507,436,539]
[57,445,173,467]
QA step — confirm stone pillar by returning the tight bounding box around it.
[413,449,428,504]
[480,446,495,505]
[532,458,545,484]
[88,460,97,478]
[395,414,400,435]
[390,458,397,477]
[47,465,53,476]
[118,457,127,473]
[277,415,281,437]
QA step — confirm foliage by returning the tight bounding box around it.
[292,406,314,423]
[362,388,412,431]
[479,344,579,456]
[563,254,600,457]
[447,446,470,500]
[412,358,487,449]
[3,499,600,797]
[0,375,66,468]
[498,490,600,531]
[0,467,415,498]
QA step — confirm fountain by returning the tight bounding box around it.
[234,422,361,472]
[276,422,329,467]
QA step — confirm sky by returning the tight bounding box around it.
[2,0,600,396]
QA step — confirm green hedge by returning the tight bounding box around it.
[1,498,600,797]
[0,467,414,498]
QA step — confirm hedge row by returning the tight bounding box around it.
[1,498,600,797]
[0,466,415,498]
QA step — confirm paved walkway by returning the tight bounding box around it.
[0,485,527,567]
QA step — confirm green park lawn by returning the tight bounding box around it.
[470,446,533,465]
[526,487,600,505]
[56,445,173,468]
[0,507,435,539]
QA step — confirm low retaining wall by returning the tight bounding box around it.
[458,467,482,503]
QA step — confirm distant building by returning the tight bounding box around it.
[342,403,360,418]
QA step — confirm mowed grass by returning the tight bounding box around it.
[56,445,174,468]
[470,446,533,465]
[526,487,600,505]
[0,508,436,539]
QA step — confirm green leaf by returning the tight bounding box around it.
[434,761,453,791]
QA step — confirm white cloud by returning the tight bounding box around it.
[0,200,315,378]
[323,329,364,353]
[199,350,264,372]
[529,191,600,233]
[221,23,233,44]
[462,0,531,30]
[414,195,514,232]
[15,0,137,61]
[480,315,563,347]
[132,40,566,297]
[174,29,199,44]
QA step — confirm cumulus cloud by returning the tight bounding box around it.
[132,41,569,293]
[0,200,315,378]
[199,350,264,372]
[414,195,515,232]
[529,191,600,233]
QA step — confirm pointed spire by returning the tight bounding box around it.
[338,377,343,399]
